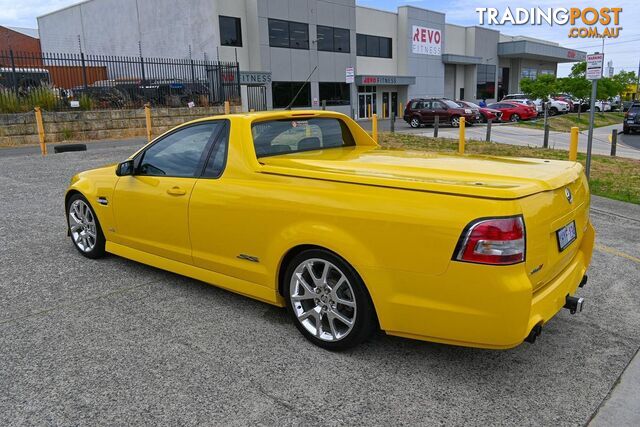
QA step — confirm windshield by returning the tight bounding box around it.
[251,117,355,157]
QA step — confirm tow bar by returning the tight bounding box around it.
[564,295,584,314]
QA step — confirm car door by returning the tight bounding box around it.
[419,101,434,124]
[431,101,450,124]
[112,121,223,264]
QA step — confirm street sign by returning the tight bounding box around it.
[345,67,354,84]
[586,53,604,80]
[585,52,604,180]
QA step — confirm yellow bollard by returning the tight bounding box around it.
[144,104,152,142]
[569,126,579,161]
[368,104,372,119]
[383,103,386,119]
[34,107,47,156]
[458,116,466,155]
[224,101,230,115]
[372,113,378,143]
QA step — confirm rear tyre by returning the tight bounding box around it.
[284,249,377,351]
[549,107,558,116]
[510,114,520,122]
[595,107,601,112]
[409,117,421,128]
[66,193,106,259]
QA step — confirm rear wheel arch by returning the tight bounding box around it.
[277,245,378,313]
[278,245,368,299]
[278,245,380,347]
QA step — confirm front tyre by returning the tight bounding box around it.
[510,113,520,122]
[67,194,106,259]
[409,117,421,128]
[284,249,376,351]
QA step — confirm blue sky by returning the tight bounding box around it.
[2,0,638,76]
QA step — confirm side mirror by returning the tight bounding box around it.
[116,160,134,176]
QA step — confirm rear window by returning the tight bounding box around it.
[251,117,355,157]
[442,100,460,108]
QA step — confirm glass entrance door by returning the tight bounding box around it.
[357,91,377,119]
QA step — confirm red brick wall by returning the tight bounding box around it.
[0,26,42,66]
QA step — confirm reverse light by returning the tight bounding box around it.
[454,216,525,265]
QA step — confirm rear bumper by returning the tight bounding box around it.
[364,221,595,349]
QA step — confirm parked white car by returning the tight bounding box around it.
[501,94,540,113]
[533,99,570,116]
[588,101,612,112]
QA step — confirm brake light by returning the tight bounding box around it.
[454,216,525,265]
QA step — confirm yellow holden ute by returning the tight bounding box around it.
[65,110,594,350]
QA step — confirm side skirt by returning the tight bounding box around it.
[106,241,285,307]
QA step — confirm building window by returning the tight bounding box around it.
[319,82,350,106]
[356,33,392,58]
[272,82,311,108]
[476,64,496,100]
[219,16,242,47]
[269,19,309,49]
[521,68,537,80]
[539,69,555,76]
[317,26,350,53]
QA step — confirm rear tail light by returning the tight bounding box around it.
[453,216,525,265]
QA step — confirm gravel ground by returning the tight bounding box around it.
[0,142,639,426]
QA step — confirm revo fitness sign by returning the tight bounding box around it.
[411,26,442,56]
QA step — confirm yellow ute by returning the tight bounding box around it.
[65,110,594,350]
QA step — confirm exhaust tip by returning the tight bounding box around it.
[564,295,584,315]
[525,324,542,344]
[579,274,588,288]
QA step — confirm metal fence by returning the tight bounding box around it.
[0,50,241,111]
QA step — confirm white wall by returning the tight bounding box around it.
[355,6,398,76]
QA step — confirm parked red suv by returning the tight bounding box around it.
[404,98,480,128]
[486,101,537,122]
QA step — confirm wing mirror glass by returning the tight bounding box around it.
[116,160,134,176]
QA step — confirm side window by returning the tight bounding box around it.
[137,123,220,177]
[203,124,229,178]
[432,101,444,110]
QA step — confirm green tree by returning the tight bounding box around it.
[569,61,586,78]
[520,74,557,102]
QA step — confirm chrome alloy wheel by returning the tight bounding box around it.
[68,199,97,253]
[451,116,460,127]
[289,258,357,342]
[410,117,420,128]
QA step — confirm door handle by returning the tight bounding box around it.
[166,186,187,196]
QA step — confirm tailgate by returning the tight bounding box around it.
[519,173,590,293]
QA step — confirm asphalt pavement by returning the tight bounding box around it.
[0,141,639,426]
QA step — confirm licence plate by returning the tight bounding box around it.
[628,120,635,124]
[556,221,577,252]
